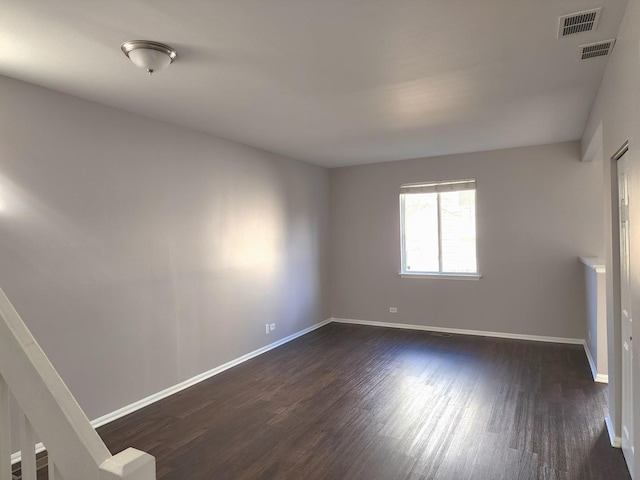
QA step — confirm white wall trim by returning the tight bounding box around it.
[12,317,333,465]
[399,273,481,281]
[605,414,622,448]
[330,318,585,344]
[583,342,609,383]
[10,317,599,466]
[579,256,606,273]
[11,444,46,465]
[92,317,333,428]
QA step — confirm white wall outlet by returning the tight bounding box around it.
[265,324,270,334]
[270,323,276,331]
[588,330,591,340]
[389,307,398,313]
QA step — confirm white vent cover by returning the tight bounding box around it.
[578,39,616,60]
[558,8,602,38]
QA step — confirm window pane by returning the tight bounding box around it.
[440,190,477,273]
[403,193,439,272]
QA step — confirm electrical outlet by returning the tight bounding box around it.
[265,324,270,334]
[389,307,398,313]
[588,330,591,340]
[270,323,276,331]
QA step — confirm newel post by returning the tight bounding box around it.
[99,448,155,480]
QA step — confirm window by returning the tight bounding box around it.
[400,179,478,277]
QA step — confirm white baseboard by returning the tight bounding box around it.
[12,317,332,465]
[583,342,609,384]
[9,317,597,466]
[330,318,585,345]
[11,444,46,465]
[606,414,622,448]
[91,317,332,429]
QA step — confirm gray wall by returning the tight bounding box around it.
[0,70,610,434]
[582,0,640,472]
[329,142,604,339]
[0,75,330,421]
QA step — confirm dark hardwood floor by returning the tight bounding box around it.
[71,323,633,479]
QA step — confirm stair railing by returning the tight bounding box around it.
[0,287,155,480]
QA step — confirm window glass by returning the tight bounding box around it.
[400,179,477,275]
[403,193,439,272]
[440,190,477,273]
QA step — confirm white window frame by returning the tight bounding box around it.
[399,179,480,280]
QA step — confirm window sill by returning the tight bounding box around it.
[399,272,482,281]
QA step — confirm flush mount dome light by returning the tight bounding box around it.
[121,40,177,75]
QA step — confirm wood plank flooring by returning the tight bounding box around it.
[77,324,630,479]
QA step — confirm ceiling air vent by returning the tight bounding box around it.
[578,39,616,60]
[558,8,602,38]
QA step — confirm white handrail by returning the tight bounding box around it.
[0,287,155,480]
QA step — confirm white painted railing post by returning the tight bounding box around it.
[99,448,155,480]
[49,454,59,480]
[0,374,10,480]
[19,411,37,480]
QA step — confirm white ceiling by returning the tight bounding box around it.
[0,0,628,167]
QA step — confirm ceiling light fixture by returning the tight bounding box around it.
[121,40,177,75]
